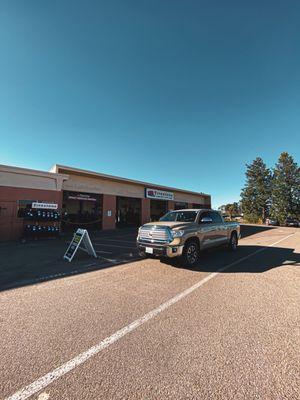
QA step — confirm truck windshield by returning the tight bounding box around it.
[160,211,197,222]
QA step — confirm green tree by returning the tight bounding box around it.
[225,202,240,219]
[240,157,272,223]
[271,152,300,224]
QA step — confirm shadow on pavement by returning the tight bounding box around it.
[0,225,294,293]
[164,244,300,273]
[240,224,275,238]
[0,228,139,293]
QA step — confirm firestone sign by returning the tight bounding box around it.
[32,202,58,210]
[145,188,174,201]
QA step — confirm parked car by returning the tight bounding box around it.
[285,217,300,227]
[266,218,279,226]
[137,209,240,267]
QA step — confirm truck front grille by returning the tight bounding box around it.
[138,225,172,244]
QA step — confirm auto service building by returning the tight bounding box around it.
[0,164,211,241]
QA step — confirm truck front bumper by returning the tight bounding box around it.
[137,242,184,258]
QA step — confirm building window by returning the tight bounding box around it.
[150,200,168,221]
[116,197,141,227]
[174,202,188,210]
[62,191,103,231]
[192,203,202,209]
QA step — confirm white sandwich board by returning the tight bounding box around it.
[63,229,97,262]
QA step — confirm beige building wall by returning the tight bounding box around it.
[0,164,210,205]
[62,172,145,198]
[0,165,67,191]
[61,171,209,205]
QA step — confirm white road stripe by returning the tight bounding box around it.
[5,233,294,400]
[94,243,137,249]
[37,393,49,400]
[97,238,136,244]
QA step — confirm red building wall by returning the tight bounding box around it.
[0,186,62,241]
[102,194,116,230]
[168,200,175,210]
[141,198,151,225]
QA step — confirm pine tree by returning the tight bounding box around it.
[240,157,272,223]
[271,152,300,224]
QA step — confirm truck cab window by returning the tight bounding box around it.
[199,211,211,224]
[210,212,223,223]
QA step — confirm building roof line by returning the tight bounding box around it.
[0,164,68,180]
[51,164,211,199]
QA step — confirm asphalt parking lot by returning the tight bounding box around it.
[0,228,140,291]
[0,225,299,399]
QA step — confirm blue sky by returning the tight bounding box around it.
[0,1,299,207]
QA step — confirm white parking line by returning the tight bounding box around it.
[5,233,294,400]
[37,393,49,400]
[91,234,137,241]
[94,243,137,249]
[98,238,136,244]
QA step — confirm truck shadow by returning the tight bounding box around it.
[0,226,292,292]
[163,245,300,273]
[240,224,275,238]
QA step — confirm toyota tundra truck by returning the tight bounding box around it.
[137,209,240,267]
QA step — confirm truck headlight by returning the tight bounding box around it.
[172,230,184,238]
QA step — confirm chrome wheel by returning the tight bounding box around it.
[186,243,199,265]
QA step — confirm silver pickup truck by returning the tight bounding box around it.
[137,209,240,267]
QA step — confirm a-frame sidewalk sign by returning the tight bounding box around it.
[63,228,97,262]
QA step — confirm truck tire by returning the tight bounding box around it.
[182,240,200,267]
[138,250,149,259]
[228,232,238,251]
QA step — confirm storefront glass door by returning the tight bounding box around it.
[174,202,188,210]
[150,200,168,221]
[62,191,103,231]
[116,197,141,228]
